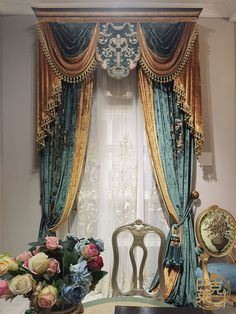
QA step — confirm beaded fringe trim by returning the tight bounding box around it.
[174,83,204,155]
[139,24,199,83]
[36,23,97,83]
[36,86,62,150]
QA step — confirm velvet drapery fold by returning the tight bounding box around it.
[37,22,97,237]
[138,22,203,155]
[138,22,202,306]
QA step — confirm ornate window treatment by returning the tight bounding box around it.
[34,8,204,307]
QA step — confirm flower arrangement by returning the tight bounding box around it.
[0,234,107,313]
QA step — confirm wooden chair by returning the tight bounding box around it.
[195,205,236,308]
[111,219,166,300]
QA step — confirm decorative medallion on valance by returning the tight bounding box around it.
[96,23,140,79]
[36,17,204,154]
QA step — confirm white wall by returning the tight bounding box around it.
[195,18,236,217]
[1,15,41,255]
[0,15,3,252]
[0,16,235,254]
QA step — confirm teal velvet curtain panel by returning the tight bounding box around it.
[141,23,185,58]
[39,82,80,237]
[138,22,203,307]
[153,82,197,306]
[37,22,98,237]
[49,23,96,58]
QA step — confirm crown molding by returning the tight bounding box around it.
[32,7,202,22]
[0,1,235,20]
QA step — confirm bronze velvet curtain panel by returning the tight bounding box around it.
[37,22,98,237]
[138,22,203,306]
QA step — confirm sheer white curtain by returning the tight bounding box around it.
[67,66,169,299]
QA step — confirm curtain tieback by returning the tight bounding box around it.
[165,191,199,269]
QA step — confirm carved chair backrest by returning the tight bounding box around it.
[195,205,236,309]
[111,219,166,299]
[196,205,236,262]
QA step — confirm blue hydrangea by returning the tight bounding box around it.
[74,239,90,255]
[95,239,104,252]
[70,259,92,291]
[61,284,87,305]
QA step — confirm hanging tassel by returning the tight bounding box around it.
[165,225,183,268]
[164,191,200,270]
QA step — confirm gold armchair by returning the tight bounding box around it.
[195,205,236,309]
[111,219,166,300]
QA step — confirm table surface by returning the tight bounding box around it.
[83,296,170,314]
[115,305,213,314]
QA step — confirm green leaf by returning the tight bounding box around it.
[88,238,96,244]
[28,242,41,247]
[8,268,27,276]
[54,278,65,290]
[62,238,78,251]
[91,270,108,283]
[43,273,51,282]
[0,272,13,280]
[63,249,78,274]
[25,309,34,314]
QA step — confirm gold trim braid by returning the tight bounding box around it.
[36,86,61,149]
[36,35,62,150]
[174,36,204,155]
[174,82,204,155]
[36,22,98,83]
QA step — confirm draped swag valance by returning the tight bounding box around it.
[37,20,203,153]
[34,8,203,307]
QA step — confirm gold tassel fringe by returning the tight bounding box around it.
[139,24,199,83]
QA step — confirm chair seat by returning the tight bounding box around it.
[196,263,236,293]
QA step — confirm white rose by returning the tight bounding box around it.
[9,274,34,295]
[28,252,49,274]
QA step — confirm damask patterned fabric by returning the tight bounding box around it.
[96,23,140,79]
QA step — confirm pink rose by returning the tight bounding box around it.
[88,255,104,271]
[47,258,60,275]
[0,280,11,298]
[37,285,57,309]
[81,244,98,259]
[16,251,32,263]
[45,237,60,251]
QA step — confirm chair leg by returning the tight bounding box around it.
[233,301,236,307]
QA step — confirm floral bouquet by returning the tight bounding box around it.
[0,234,107,313]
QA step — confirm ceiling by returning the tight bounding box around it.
[1,0,236,21]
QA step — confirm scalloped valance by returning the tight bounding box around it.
[36,17,203,154]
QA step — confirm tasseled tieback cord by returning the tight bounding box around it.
[165,191,199,269]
